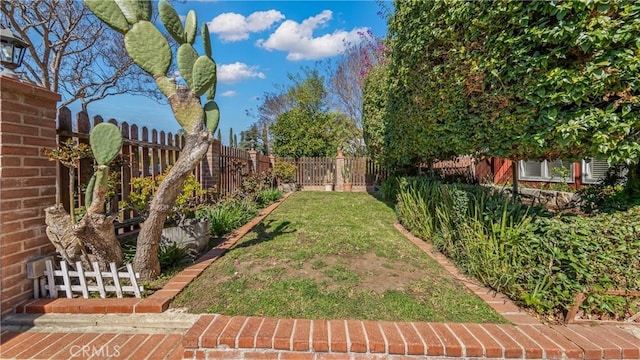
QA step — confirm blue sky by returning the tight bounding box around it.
[69,1,388,144]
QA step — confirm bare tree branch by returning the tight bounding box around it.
[0,0,160,109]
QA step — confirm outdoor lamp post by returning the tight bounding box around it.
[0,27,28,78]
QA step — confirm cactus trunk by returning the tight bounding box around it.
[133,131,211,279]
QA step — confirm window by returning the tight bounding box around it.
[519,160,574,183]
[582,159,617,184]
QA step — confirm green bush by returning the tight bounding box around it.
[273,162,297,184]
[197,199,258,237]
[395,177,640,320]
[256,188,283,208]
[576,183,640,214]
[379,176,401,202]
[123,241,192,272]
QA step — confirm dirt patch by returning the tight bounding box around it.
[222,252,436,295]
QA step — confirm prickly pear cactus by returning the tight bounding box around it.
[158,0,185,44]
[90,123,123,165]
[84,0,220,135]
[84,0,222,279]
[86,123,123,211]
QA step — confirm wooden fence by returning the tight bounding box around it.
[55,108,272,237]
[44,260,143,299]
[278,156,384,189]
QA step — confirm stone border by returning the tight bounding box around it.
[14,193,293,315]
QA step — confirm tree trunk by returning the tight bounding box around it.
[45,204,90,267]
[133,131,212,280]
[74,212,123,270]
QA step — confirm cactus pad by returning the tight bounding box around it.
[125,21,172,77]
[174,102,204,133]
[201,22,212,58]
[184,10,197,45]
[158,0,185,44]
[114,0,140,24]
[136,0,152,21]
[204,101,220,132]
[192,56,217,97]
[85,173,97,211]
[90,123,123,165]
[177,44,198,89]
[206,83,216,101]
[84,0,129,33]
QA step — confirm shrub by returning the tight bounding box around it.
[123,169,205,224]
[273,162,297,184]
[197,199,258,237]
[576,183,640,214]
[256,188,283,208]
[239,171,274,202]
[394,177,640,320]
[379,176,401,202]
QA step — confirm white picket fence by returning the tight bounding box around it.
[44,260,144,299]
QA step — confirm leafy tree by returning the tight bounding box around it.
[269,68,358,158]
[239,124,265,153]
[381,0,640,186]
[1,0,159,110]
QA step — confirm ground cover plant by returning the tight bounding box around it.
[172,192,506,323]
[393,177,640,323]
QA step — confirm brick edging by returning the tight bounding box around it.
[14,193,294,315]
[393,222,541,326]
[181,315,640,359]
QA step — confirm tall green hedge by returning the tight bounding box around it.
[375,0,640,172]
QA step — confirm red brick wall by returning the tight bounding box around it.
[0,76,60,317]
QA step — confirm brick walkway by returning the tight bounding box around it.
[0,331,183,359]
[2,196,639,359]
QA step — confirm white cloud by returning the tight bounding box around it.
[220,90,237,97]
[208,10,284,42]
[217,62,266,84]
[256,10,367,61]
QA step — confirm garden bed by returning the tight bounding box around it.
[390,177,640,324]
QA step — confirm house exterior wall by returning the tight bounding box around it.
[0,76,60,318]
[490,158,587,190]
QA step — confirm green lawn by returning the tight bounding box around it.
[172,191,507,323]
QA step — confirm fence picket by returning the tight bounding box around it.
[60,261,73,298]
[92,262,106,298]
[45,260,58,299]
[110,262,123,298]
[75,261,89,298]
[127,263,141,298]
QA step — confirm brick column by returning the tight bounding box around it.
[336,150,345,191]
[0,76,60,318]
